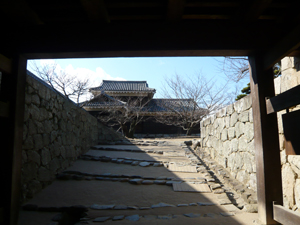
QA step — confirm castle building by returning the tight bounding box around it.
[82,80,200,136]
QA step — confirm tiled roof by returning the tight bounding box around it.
[90,80,156,92]
[145,99,198,112]
[81,91,125,108]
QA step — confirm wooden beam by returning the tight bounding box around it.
[263,23,300,70]
[106,2,163,8]
[183,15,230,20]
[0,54,12,74]
[1,55,27,225]
[0,0,43,25]
[1,21,282,57]
[0,101,9,118]
[266,85,300,114]
[249,55,283,224]
[235,0,273,22]
[186,2,239,7]
[109,15,162,21]
[273,203,300,225]
[23,49,252,59]
[80,0,110,23]
[167,0,186,22]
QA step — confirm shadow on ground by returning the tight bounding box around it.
[18,138,258,225]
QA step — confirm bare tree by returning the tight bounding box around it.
[217,56,281,82]
[217,56,249,83]
[97,96,151,138]
[29,60,91,104]
[217,57,281,100]
[155,73,232,135]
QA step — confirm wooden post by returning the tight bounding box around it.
[0,55,27,225]
[249,55,283,224]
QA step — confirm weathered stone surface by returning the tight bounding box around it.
[22,73,125,201]
[125,215,139,221]
[227,127,235,140]
[221,129,228,141]
[114,205,128,210]
[153,162,163,167]
[22,163,38,182]
[38,166,52,182]
[177,204,188,207]
[154,180,166,185]
[244,122,254,141]
[235,122,245,138]
[93,217,111,222]
[142,180,154,185]
[151,202,175,208]
[41,148,51,166]
[236,170,249,184]
[294,179,300,210]
[27,150,41,165]
[238,136,248,151]
[227,104,234,115]
[197,202,217,206]
[139,207,151,210]
[220,212,235,217]
[243,204,258,213]
[239,111,249,122]
[282,164,296,208]
[90,204,115,210]
[184,213,201,218]
[131,161,139,166]
[26,180,42,198]
[129,179,143,184]
[230,112,238,127]
[139,162,150,167]
[112,215,125,221]
[33,134,43,150]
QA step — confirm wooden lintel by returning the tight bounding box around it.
[3,22,281,57]
[23,49,252,59]
[266,85,300,114]
[80,0,110,23]
[273,203,300,225]
[0,101,9,118]
[263,23,300,70]
[167,0,186,22]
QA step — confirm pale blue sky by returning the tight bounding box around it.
[27,57,249,100]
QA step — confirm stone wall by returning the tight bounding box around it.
[21,71,123,201]
[200,95,256,190]
[275,57,300,211]
[200,56,300,212]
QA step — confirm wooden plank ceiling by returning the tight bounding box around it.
[1,0,300,61]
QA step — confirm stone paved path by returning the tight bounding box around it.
[18,139,258,224]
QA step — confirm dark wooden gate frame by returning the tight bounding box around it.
[1,18,300,225]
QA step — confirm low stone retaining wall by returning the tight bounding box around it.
[21,71,123,201]
[199,57,300,212]
[200,95,256,190]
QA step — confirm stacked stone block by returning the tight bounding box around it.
[200,95,255,191]
[275,57,300,212]
[21,73,123,201]
[200,56,300,212]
